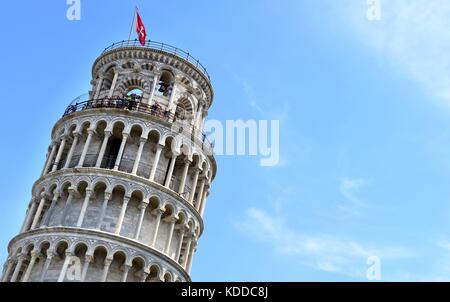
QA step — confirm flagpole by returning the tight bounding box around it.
[127,7,137,43]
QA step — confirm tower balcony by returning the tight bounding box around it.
[62,94,215,153]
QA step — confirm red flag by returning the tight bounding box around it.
[136,12,147,46]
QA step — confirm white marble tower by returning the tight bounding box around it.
[1,39,216,282]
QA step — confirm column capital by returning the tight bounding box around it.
[30,250,39,258]
[104,130,113,137]
[68,186,78,194]
[85,187,94,196]
[139,201,149,210]
[52,190,60,200]
[163,215,178,224]
[123,195,131,204]
[176,223,188,232]
[65,251,74,257]
[122,132,130,139]
[46,249,55,260]
[104,257,113,265]
[139,137,148,144]
[58,134,69,142]
[152,208,165,216]
[87,128,95,135]
[104,191,112,200]
[84,254,94,263]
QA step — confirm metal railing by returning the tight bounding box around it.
[63,96,177,123]
[102,39,210,81]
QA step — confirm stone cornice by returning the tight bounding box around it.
[32,167,205,236]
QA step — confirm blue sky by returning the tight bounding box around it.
[2,0,450,281]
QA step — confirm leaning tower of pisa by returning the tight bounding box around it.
[1,39,216,282]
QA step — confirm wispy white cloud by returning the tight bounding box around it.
[242,81,265,114]
[339,177,370,205]
[337,177,372,216]
[335,0,450,108]
[235,207,413,278]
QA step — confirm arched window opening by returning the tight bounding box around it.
[155,71,173,98]
[175,99,193,121]
[102,122,125,169]
[126,88,143,103]
[102,65,117,91]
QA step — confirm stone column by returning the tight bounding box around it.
[167,82,178,110]
[108,69,119,98]
[164,216,178,254]
[115,195,130,235]
[186,241,197,274]
[150,209,164,247]
[21,250,38,282]
[113,133,129,171]
[182,234,193,269]
[42,192,60,227]
[10,254,25,282]
[121,264,131,282]
[200,186,210,217]
[147,74,159,105]
[175,228,186,263]
[132,137,147,175]
[76,188,93,227]
[94,76,104,99]
[194,104,204,128]
[95,131,112,168]
[60,187,76,225]
[140,269,149,282]
[134,201,148,240]
[149,144,163,181]
[21,199,37,233]
[39,249,54,282]
[64,133,80,169]
[77,129,94,167]
[52,136,67,172]
[101,257,113,282]
[164,152,178,188]
[80,254,93,282]
[30,195,47,230]
[97,191,112,230]
[57,251,73,282]
[195,179,206,211]
[178,159,191,195]
[42,142,57,176]
[1,258,14,282]
[189,168,200,204]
